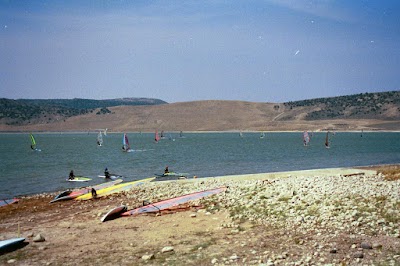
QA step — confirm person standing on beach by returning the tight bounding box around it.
[91,188,97,198]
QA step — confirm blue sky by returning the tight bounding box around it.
[1,0,399,103]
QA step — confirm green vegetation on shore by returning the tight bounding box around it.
[284,91,400,120]
[0,97,166,125]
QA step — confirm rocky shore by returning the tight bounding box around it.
[1,167,399,265]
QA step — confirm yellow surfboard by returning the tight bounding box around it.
[75,177,155,200]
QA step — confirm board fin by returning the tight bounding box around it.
[100,205,127,222]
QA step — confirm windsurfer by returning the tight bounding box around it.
[104,168,111,179]
[69,170,75,180]
[164,166,169,174]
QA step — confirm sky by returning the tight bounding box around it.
[1,0,399,103]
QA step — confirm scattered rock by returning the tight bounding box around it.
[33,234,45,242]
[353,252,364,258]
[372,243,382,249]
[141,254,155,260]
[330,248,337,254]
[211,258,218,264]
[190,213,197,218]
[7,259,16,264]
[361,242,372,249]
[161,246,174,253]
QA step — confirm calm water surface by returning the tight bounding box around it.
[1,132,399,198]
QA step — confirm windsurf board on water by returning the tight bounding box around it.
[155,172,188,178]
[101,186,226,222]
[50,179,123,203]
[0,198,20,207]
[66,176,92,182]
[98,175,125,180]
[100,205,127,222]
[76,177,155,201]
[0,238,25,251]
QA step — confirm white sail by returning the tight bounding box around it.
[97,131,103,146]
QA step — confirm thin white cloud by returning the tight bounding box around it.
[263,0,357,23]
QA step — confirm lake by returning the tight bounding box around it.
[1,132,399,198]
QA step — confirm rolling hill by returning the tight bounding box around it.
[0,91,399,132]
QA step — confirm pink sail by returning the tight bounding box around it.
[122,133,131,151]
[155,130,160,142]
[303,131,310,146]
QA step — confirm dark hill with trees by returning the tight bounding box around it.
[284,91,400,120]
[0,97,166,126]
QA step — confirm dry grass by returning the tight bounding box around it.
[1,100,398,132]
[375,165,400,181]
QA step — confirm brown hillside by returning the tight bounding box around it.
[0,100,398,132]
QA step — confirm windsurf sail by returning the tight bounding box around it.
[122,133,131,151]
[76,177,155,201]
[101,186,227,222]
[325,131,330,148]
[123,186,226,216]
[155,130,160,142]
[50,179,123,203]
[160,130,165,139]
[97,131,103,146]
[29,134,36,150]
[303,131,310,146]
[0,198,19,207]
[260,132,265,139]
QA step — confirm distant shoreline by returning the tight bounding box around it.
[1,130,400,134]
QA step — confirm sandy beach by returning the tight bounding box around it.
[1,166,399,265]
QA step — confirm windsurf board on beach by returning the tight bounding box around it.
[0,238,25,252]
[76,177,155,201]
[101,186,227,222]
[50,179,123,203]
[0,198,20,207]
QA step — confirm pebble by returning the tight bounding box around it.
[161,246,174,253]
[141,254,155,260]
[33,234,45,242]
[361,242,372,249]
